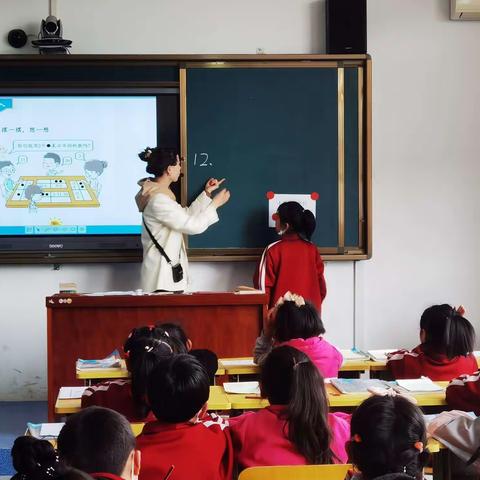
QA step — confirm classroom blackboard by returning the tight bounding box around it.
[183,61,370,259]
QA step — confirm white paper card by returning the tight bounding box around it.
[367,349,398,361]
[40,423,65,437]
[268,193,317,227]
[221,359,256,367]
[396,377,444,392]
[223,381,260,395]
[340,349,369,361]
[58,386,87,399]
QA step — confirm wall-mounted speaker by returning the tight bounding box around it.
[326,0,367,54]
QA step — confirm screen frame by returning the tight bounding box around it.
[0,87,179,264]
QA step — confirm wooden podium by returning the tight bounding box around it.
[46,292,267,420]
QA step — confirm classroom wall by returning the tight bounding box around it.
[0,0,479,400]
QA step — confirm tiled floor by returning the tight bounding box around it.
[0,402,48,476]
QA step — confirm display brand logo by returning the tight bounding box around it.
[49,243,64,249]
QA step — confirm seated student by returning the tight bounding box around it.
[445,370,480,415]
[10,436,99,480]
[11,435,64,480]
[427,410,480,471]
[158,322,218,384]
[387,304,477,381]
[253,292,343,378]
[347,395,430,480]
[229,346,350,470]
[81,335,173,422]
[57,406,140,480]
[136,354,233,480]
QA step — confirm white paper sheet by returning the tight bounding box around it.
[223,381,260,395]
[58,386,87,399]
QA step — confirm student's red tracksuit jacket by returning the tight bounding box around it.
[446,370,480,414]
[254,233,327,310]
[387,344,478,381]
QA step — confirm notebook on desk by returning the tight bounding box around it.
[340,349,370,361]
[76,350,121,370]
[331,378,392,394]
[367,349,398,361]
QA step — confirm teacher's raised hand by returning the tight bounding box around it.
[204,177,225,196]
[211,188,231,209]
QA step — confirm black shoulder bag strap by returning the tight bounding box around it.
[142,217,173,265]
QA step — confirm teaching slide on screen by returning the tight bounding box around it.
[0,96,157,235]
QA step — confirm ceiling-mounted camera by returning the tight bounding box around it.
[31,15,72,54]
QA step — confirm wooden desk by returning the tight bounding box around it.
[76,360,225,384]
[55,385,231,416]
[47,292,266,420]
[225,382,448,411]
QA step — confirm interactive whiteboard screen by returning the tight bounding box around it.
[0,96,157,236]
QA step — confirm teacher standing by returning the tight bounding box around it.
[135,147,230,292]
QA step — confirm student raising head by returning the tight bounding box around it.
[230,346,350,470]
[254,292,343,378]
[81,326,177,422]
[157,322,219,384]
[57,406,140,480]
[387,304,477,381]
[347,395,429,480]
[254,201,327,310]
[136,354,233,480]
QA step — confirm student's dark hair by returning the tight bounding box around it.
[274,299,325,342]
[347,396,430,480]
[147,354,209,423]
[157,322,189,348]
[138,146,178,177]
[277,201,316,241]
[57,406,135,476]
[126,336,175,418]
[420,304,475,359]
[124,324,187,356]
[11,436,63,480]
[260,346,334,464]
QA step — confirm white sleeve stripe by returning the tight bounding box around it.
[258,241,281,292]
[449,372,480,386]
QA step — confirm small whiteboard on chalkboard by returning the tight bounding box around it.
[267,192,318,228]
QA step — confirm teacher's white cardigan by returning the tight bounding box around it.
[140,190,218,292]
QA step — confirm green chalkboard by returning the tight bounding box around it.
[184,63,368,258]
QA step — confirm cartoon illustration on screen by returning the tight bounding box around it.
[25,184,44,213]
[43,152,63,176]
[6,176,100,209]
[0,161,16,199]
[84,159,108,197]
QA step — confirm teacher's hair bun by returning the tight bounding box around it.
[138,148,153,162]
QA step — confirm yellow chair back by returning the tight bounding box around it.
[238,464,352,480]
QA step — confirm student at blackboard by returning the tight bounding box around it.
[136,147,230,292]
[387,304,477,381]
[254,201,326,310]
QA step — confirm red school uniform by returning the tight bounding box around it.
[136,415,233,480]
[387,344,478,381]
[229,405,350,469]
[254,233,327,310]
[81,379,155,423]
[446,371,480,415]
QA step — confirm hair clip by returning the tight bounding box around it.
[352,434,362,443]
[454,305,466,317]
[156,340,173,353]
[145,148,152,158]
[148,325,155,331]
[145,345,154,353]
[293,359,309,369]
[276,291,306,308]
[414,441,424,452]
